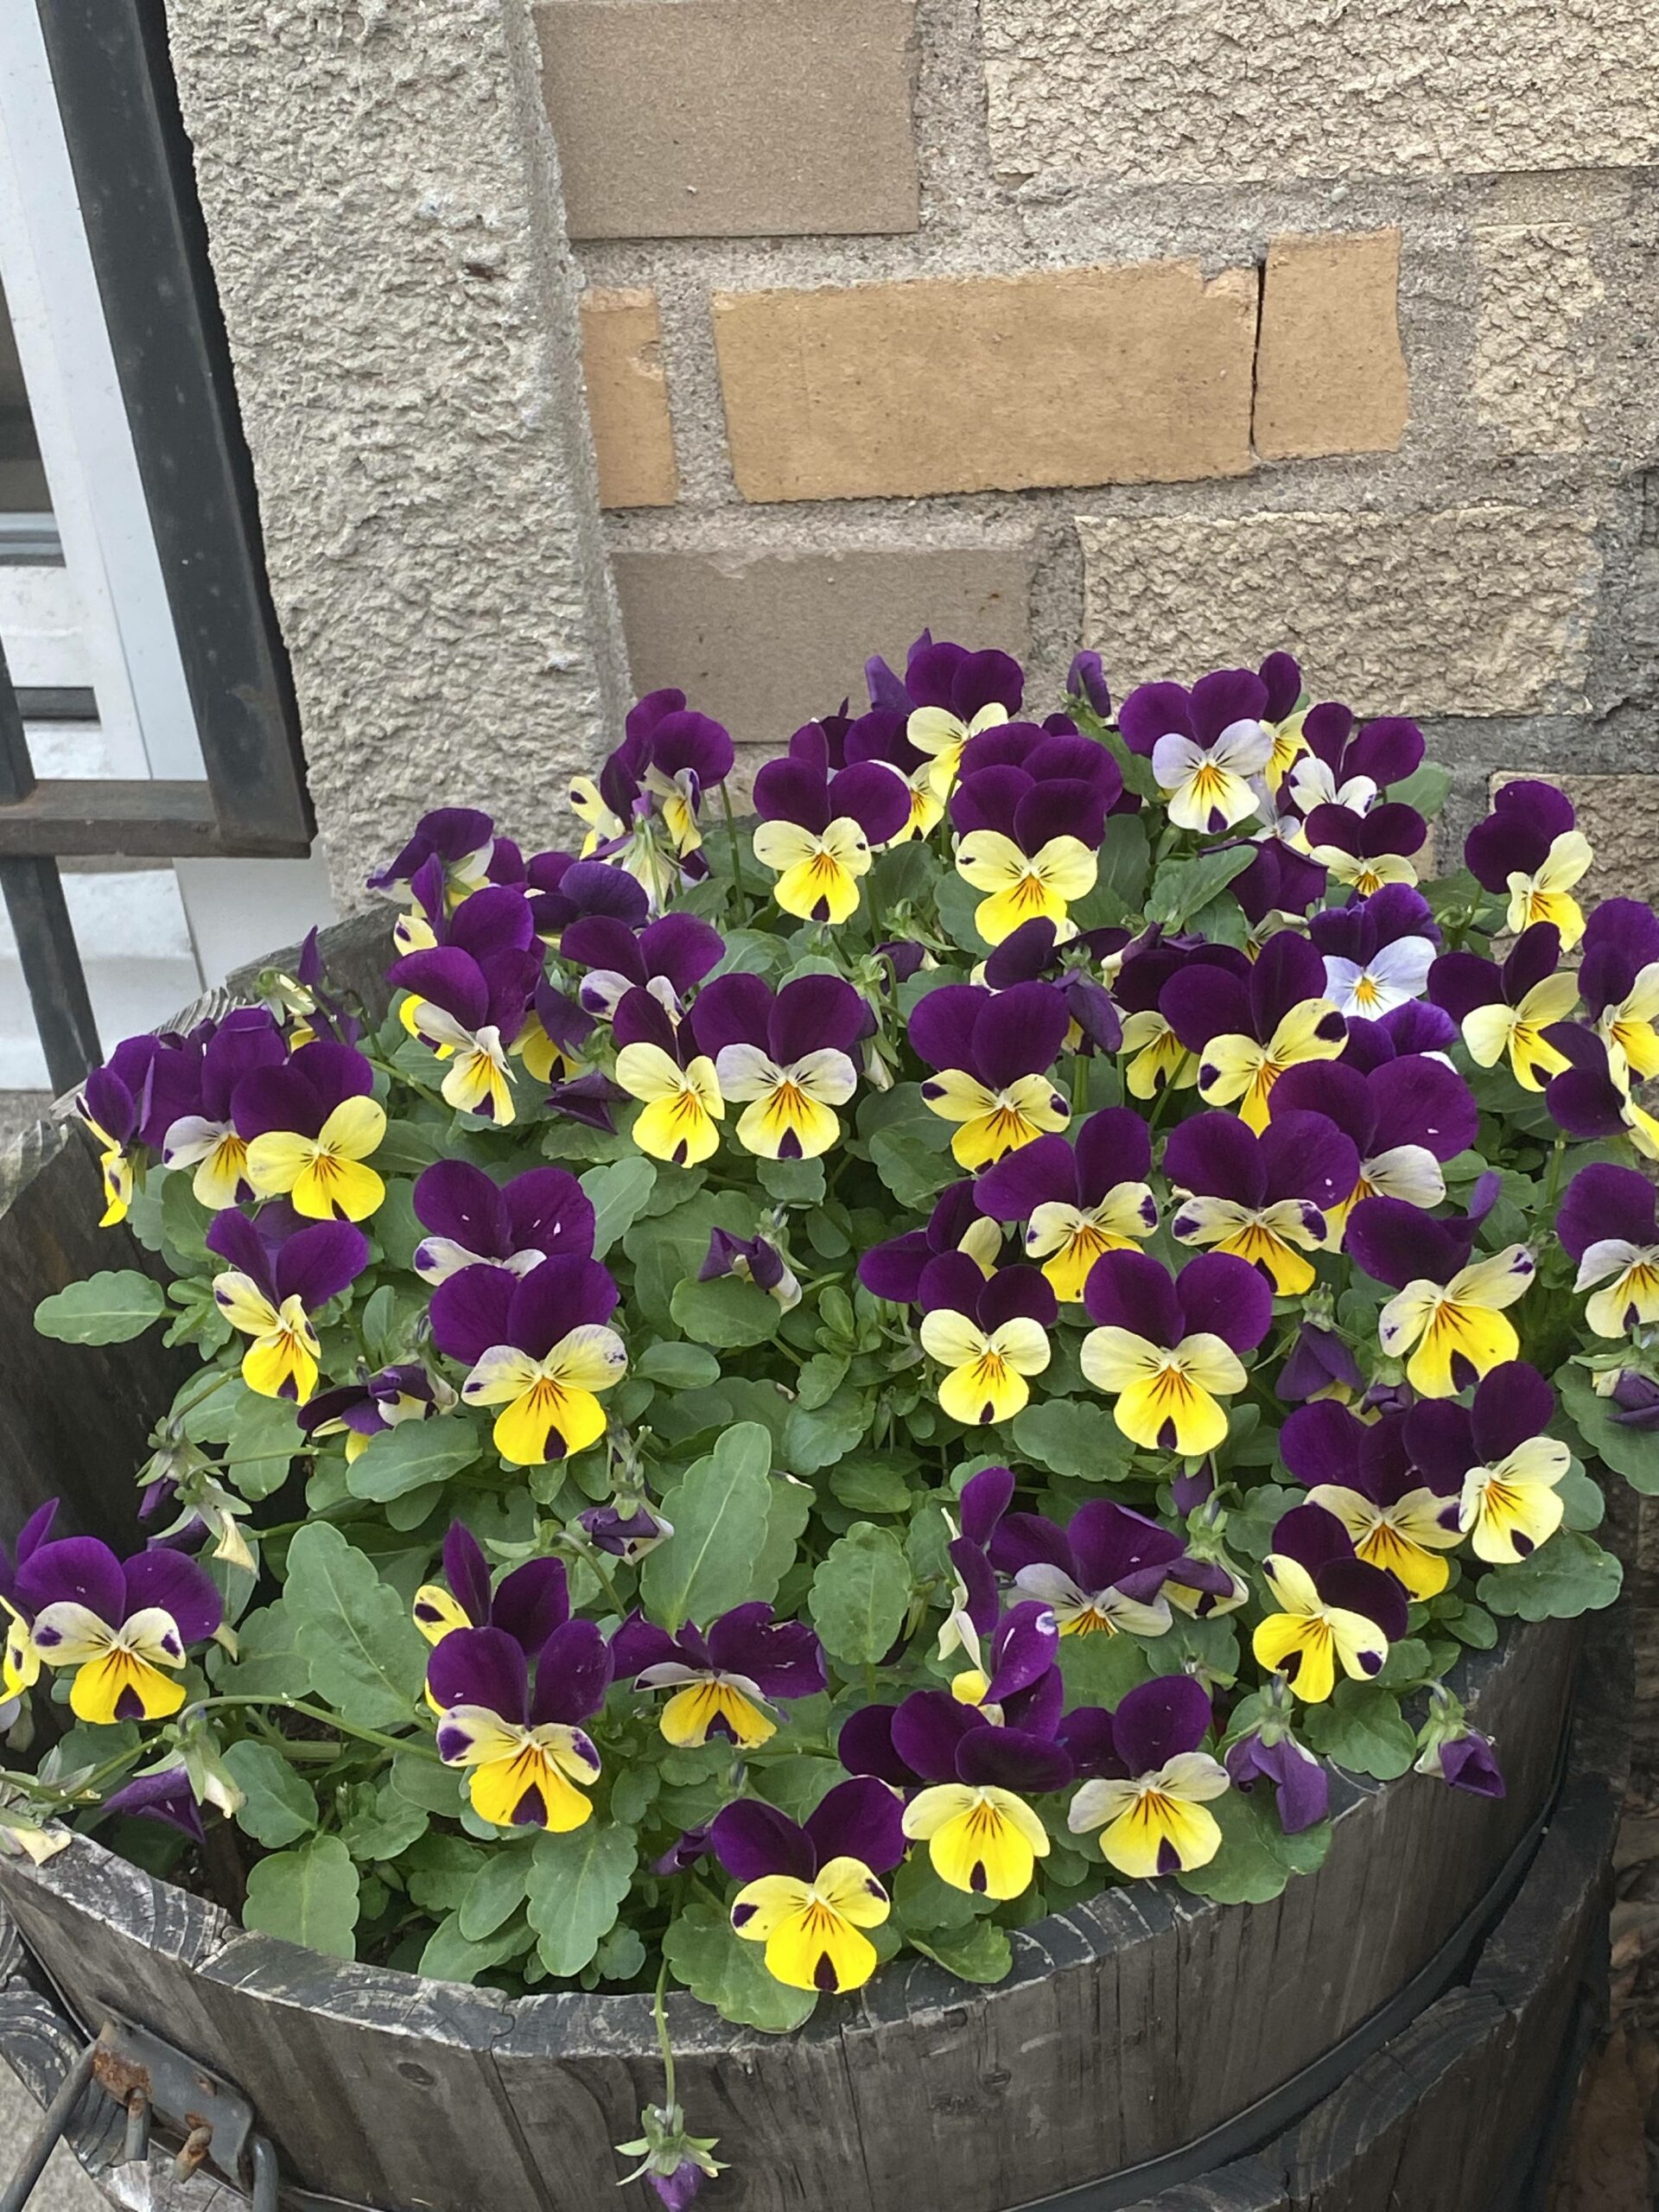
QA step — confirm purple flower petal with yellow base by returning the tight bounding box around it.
[974,1108,1157,1300]
[1465,780,1592,947]
[1346,1179,1535,1397]
[430,1255,626,1466]
[612,1603,825,1749]
[412,1160,595,1284]
[232,1039,389,1219]
[1065,1675,1229,1878]
[918,1259,1057,1426]
[1556,1162,1659,1338]
[102,1765,206,1844]
[911,982,1071,1172]
[711,1777,903,1994]
[1080,1250,1271,1458]
[1250,1504,1409,1704]
[695,973,868,1161]
[858,1179,1001,1305]
[17,1538,221,1726]
[429,1621,610,1831]
[1163,933,1345,1132]
[207,1211,368,1404]
[1165,1109,1357,1294]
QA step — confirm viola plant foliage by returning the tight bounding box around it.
[16,645,1639,2044]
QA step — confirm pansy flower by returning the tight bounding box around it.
[411,1523,577,1654]
[16,1539,221,1725]
[1404,1361,1568,1564]
[1427,925,1578,1092]
[391,944,541,1125]
[0,1500,58,1706]
[982,918,1126,1058]
[1065,647,1114,723]
[1254,650,1308,791]
[1543,1026,1659,1161]
[299,1363,456,1462]
[611,988,724,1167]
[232,1039,388,1220]
[159,1009,287,1211]
[1414,1686,1505,1798]
[1164,1109,1358,1295]
[1277,1320,1363,1404]
[1280,1401,1461,1599]
[427,1620,612,1830]
[841,706,944,842]
[1302,801,1427,898]
[1287,703,1424,815]
[700,1227,801,1311]
[991,1498,1186,1638]
[612,1603,826,1749]
[1080,1249,1273,1457]
[1307,884,1439,1021]
[1271,1053,1479,1231]
[75,1034,196,1226]
[1250,1503,1410,1703]
[367,806,497,906]
[578,1495,675,1563]
[1065,1675,1230,1877]
[886,638,1025,797]
[1578,898,1659,1093]
[638,707,736,859]
[410,1160,595,1287]
[429,1255,626,1465]
[1344,1173,1535,1396]
[207,1206,369,1402]
[751,723,910,924]
[1115,942,1251,1101]
[938,1594,1064,1731]
[101,1765,208,1845]
[524,851,649,944]
[857,1179,1001,1305]
[1465,779,1592,949]
[1556,1162,1659,1339]
[1161,931,1346,1132]
[390,862,537,963]
[909,980,1071,1170]
[1224,1682,1331,1834]
[973,1107,1157,1301]
[559,910,724,1023]
[947,730,1117,946]
[1231,828,1330,931]
[710,1777,906,1994]
[880,1688,1072,1898]
[1119,669,1273,833]
[917,1255,1056,1425]
[693,973,868,1161]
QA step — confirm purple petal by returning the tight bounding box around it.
[492,1557,571,1652]
[857,1230,937,1306]
[1112,1675,1211,1775]
[1269,1061,1372,1153]
[610,1610,683,1680]
[890,1689,980,1785]
[1345,1196,1462,1291]
[690,973,772,1060]
[918,1249,994,1319]
[560,915,646,990]
[1365,1058,1478,1163]
[1083,1249,1181,1345]
[753,756,830,836]
[428,1624,529,1723]
[1502,925,1563,1007]
[103,1767,205,1843]
[122,1550,222,1646]
[1557,1162,1659,1262]
[979,1266,1058,1334]
[1068,1501,1185,1595]
[1403,1399,1476,1493]
[954,1726,1072,1794]
[907,983,988,1076]
[1257,1110,1359,1212]
[429,1264,518,1364]
[530,1618,613,1726]
[1280,1402,1368,1492]
[414,1162,511,1259]
[1073,1107,1152,1203]
[274,1222,370,1311]
[1319,1560,1409,1643]
[1160,963,1253,1053]
[449,886,537,966]
[1258,652,1301,725]
[984,1599,1060,1705]
[1437,1732,1506,1798]
[442,1523,493,1626]
[1470,1362,1554,1466]
[770,974,868,1065]
[1268,1503,1356,1576]
[710,1800,814,1886]
[972,982,1070,1091]
[972,1134,1077,1223]
[206,1207,276,1303]
[504,1168,595,1262]
[1188,669,1268,748]
[1226,1732,1330,1832]
[1249,933,1333,1043]
[1278,1323,1363,1403]
[804,1776,907,1875]
[1054,1704,1122,1780]
[16,1536,124,1626]
[1465,780,1573,891]
[507,1256,620,1359]
[1068,651,1114,719]
[837,1702,916,1787]
[830,761,911,845]
[1117,681,1193,758]
[707,1604,827,1700]
[1175,1253,1274,1353]
[1345,715,1423,790]
[958,1465,1014,1548]
[1427,950,1503,1026]
[1164,1112,1266,1208]
[640,914,725,997]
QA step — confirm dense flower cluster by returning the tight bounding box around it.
[13,644,1634,2063]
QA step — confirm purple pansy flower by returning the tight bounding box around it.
[1080,1249,1274,1457]
[1064,1675,1230,1877]
[709,1777,906,1995]
[390,943,542,1125]
[1344,1173,1535,1397]
[560,911,725,1022]
[76,1033,200,1225]
[1118,668,1273,833]
[1464,779,1592,948]
[609,987,725,1167]
[908,979,1071,1171]
[1163,1108,1359,1294]
[158,1008,287,1211]
[876,636,1025,797]
[918,1255,1057,1425]
[410,1522,571,1656]
[692,972,870,1160]
[427,1620,613,1830]
[611,1603,826,1749]
[230,1038,387,1221]
[982,918,1126,1055]
[1250,1504,1411,1704]
[858,1179,1002,1305]
[101,1765,207,1844]
[751,721,911,924]
[577,1497,675,1562]
[1428,923,1579,1093]
[1231,831,1330,928]
[1556,1161,1659,1339]
[947,744,1115,948]
[972,1105,1156,1302]
[391,864,537,963]
[990,1499,1187,1639]
[207,1205,370,1403]
[411,1160,595,1286]
[1301,800,1428,899]
[840,705,946,842]
[1278,1319,1364,1403]
[700,1226,801,1311]
[16,1539,221,1724]
[1115,939,1252,1100]
[1279,1400,1461,1600]
[298,1362,456,1460]
[1161,930,1346,1132]
[1403,1361,1569,1565]
[1065,649,1113,721]
[1271,1052,1478,1230]
[428,1255,626,1466]
[883,1677,1071,1900]
[367,807,497,902]
[525,851,650,943]
[1224,1680,1331,1834]
[1307,883,1439,1021]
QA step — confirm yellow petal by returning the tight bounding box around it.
[1099,1789,1223,1879]
[70,1649,185,1725]
[468,1746,592,1830]
[903,1783,1048,1899]
[659,1680,775,1749]
[492,1377,607,1465]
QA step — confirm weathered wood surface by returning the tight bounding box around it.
[0,906,1613,2212]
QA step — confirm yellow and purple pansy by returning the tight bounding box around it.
[410,1159,595,1287]
[366,804,499,911]
[1164,1108,1358,1295]
[1280,1400,1462,1600]
[709,1777,906,1994]
[1465,778,1592,950]
[16,1536,221,1725]
[869,636,1025,798]
[1287,702,1424,820]
[1160,930,1347,1133]
[947,727,1119,945]
[839,702,946,842]
[207,1205,370,1403]
[74,1033,195,1228]
[1428,925,1579,1093]
[411,1522,574,1656]
[1113,942,1249,1102]
[990,1497,1189,1640]
[427,1619,612,1831]
[916,1255,1056,1426]
[1302,798,1428,898]
[1080,1249,1273,1458]
[1556,1162,1659,1340]
[232,1039,389,1220]
[694,971,870,1161]
[1250,1503,1411,1704]
[910,979,1071,1170]
[857,1179,1003,1306]
[1578,898,1659,1094]
[611,984,725,1167]
[611,1603,826,1750]
[429,1253,627,1465]
[391,942,543,1127]
[972,1106,1158,1302]
[1118,667,1274,834]
[159,1008,287,1211]
[1404,1362,1569,1567]
[1344,1173,1535,1397]
[750,721,911,925]
[1064,1675,1230,1878]
[298,1362,456,1464]
[1307,883,1439,1022]
[1271,1052,1479,1237]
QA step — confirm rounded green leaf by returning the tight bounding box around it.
[243,1834,360,1960]
[808,1523,912,1665]
[525,1821,637,1978]
[35,1270,165,1345]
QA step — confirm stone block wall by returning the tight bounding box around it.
[547,0,1659,855]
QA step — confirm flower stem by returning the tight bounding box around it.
[653,1958,677,2109]
[719,781,750,910]
[187,1696,439,1760]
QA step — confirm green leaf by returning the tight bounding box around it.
[808,1522,912,1664]
[207,1601,310,1700]
[160,1173,211,1262]
[758,1156,826,1205]
[750,1476,814,1605]
[663,1898,817,2032]
[1556,1367,1659,1493]
[283,1523,427,1727]
[829,1458,915,1516]
[1557,1458,1606,1532]
[1479,1530,1623,1621]
[1011,1398,1132,1483]
[889,1851,986,1931]
[346,1415,483,1502]
[641,1424,774,1630]
[459,1847,534,1940]
[419,1910,528,1985]
[242,1834,360,1960]
[582,1154,658,1260]
[1177,1789,1331,1904]
[223,1740,319,1847]
[635,1342,721,1389]
[1071,810,1150,923]
[1391,760,1452,819]
[391,1751,466,1816]
[1300,1681,1416,1779]
[1145,845,1254,931]
[224,1393,306,1502]
[783,1385,872,1473]
[669,1274,781,1350]
[868,1127,955,1210]
[338,1781,430,1863]
[933,871,992,957]
[1057,1630,1152,1706]
[910,1919,1013,1984]
[525,1822,638,1977]
[35,1270,165,1345]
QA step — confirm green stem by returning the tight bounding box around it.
[5,1746,143,1806]
[653,1959,677,2110]
[1541,1134,1569,1215]
[719,782,750,910]
[188,1696,438,1760]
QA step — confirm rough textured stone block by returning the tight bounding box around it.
[1254,231,1408,460]
[613,545,1032,744]
[1497,773,1659,907]
[1077,507,1601,718]
[982,0,1659,184]
[537,0,919,239]
[1474,226,1606,456]
[713,262,1257,502]
[580,290,678,509]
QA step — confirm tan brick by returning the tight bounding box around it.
[1474,226,1605,457]
[580,289,678,510]
[712,262,1257,503]
[536,0,918,241]
[613,545,1032,746]
[982,0,1659,185]
[1077,507,1601,718]
[1496,773,1659,908]
[1254,231,1408,461]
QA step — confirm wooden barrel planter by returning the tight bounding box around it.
[0,914,1625,2212]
